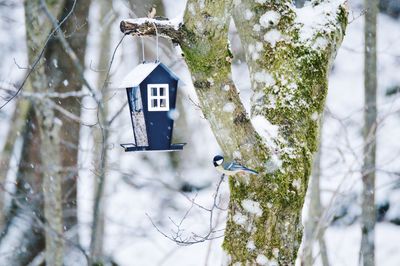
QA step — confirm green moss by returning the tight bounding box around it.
[45,0,58,7]
[183,43,231,79]
[181,0,348,264]
[221,15,343,264]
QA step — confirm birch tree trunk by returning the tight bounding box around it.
[120,0,348,264]
[361,0,378,264]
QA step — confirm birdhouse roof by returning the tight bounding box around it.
[118,62,179,89]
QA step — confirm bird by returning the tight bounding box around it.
[213,155,258,176]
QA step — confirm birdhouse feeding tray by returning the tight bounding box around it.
[118,62,186,152]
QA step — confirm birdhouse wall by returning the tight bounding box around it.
[139,66,178,150]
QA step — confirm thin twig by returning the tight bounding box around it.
[146,174,227,245]
[0,0,77,110]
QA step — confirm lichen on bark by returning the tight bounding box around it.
[222,0,348,264]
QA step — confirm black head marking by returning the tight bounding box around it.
[213,155,224,167]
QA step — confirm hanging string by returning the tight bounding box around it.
[140,36,145,63]
[139,23,159,63]
[151,22,159,62]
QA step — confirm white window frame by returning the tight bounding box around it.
[147,84,170,112]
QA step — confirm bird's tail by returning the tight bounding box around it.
[243,167,258,175]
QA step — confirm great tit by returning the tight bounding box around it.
[213,155,258,176]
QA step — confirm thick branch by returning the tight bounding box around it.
[120,18,183,44]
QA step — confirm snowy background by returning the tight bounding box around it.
[0,0,400,265]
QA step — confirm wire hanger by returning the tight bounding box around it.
[140,22,160,63]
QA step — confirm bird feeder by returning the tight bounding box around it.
[118,61,185,152]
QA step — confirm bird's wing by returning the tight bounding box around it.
[225,162,246,171]
[224,162,258,174]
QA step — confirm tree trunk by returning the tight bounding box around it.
[89,0,114,262]
[0,100,30,231]
[226,1,346,264]
[45,0,92,234]
[302,128,330,266]
[0,0,91,264]
[120,0,348,264]
[38,101,64,266]
[360,0,378,264]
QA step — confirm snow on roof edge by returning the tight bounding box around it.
[117,61,179,89]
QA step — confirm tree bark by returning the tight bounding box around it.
[45,0,92,233]
[121,0,348,264]
[0,0,91,264]
[89,0,115,262]
[361,0,378,264]
[38,101,64,266]
[0,100,30,231]
[226,1,346,264]
[302,129,330,266]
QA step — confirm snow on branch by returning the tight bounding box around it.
[120,17,184,43]
[294,0,348,48]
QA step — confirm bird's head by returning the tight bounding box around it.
[213,155,224,167]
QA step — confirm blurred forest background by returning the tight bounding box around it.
[0,0,399,265]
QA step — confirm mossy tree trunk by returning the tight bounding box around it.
[220,1,347,264]
[121,0,347,264]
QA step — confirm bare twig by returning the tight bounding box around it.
[146,174,227,245]
[0,0,77,110]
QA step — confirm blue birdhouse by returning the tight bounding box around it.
[118,62,186,152]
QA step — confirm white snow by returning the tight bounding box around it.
[265,154,283,174]
[233,212,248,226]
[253,24,261,32]
[311,111,319,121]
[199,0,205,10]
[252,52,260,61]
[223,102,235,112]
[167,109,180,120]
[295,0,346,44]
[241,199,263,217]
[233,150,242,160]
[117,62,160,88]
[292,178,301,190]
[251,115,279,141]
[256,254,278,266]
[246,240,256,251]
[255,42,263,52]
[222,84,230,91]
[264,29,282,47]
[188,3,196,16]
[254,70,275,86]
[122,17,182,31]
[244,9,254,20]
[259,11,281,28]
[312,36,329,50]
[233,0,241,7]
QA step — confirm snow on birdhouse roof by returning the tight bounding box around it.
[118,62,178,89]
